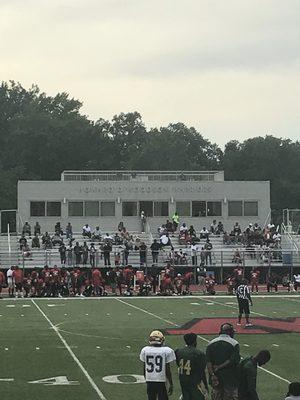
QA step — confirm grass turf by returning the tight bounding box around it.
[0,295,300,400]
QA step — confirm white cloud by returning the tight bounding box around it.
[0,0,300,147]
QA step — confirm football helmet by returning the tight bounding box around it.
[149,330,165,345]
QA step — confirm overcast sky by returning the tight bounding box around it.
[1,0,300,147]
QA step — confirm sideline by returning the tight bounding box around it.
[1,294,300,302]
[31,299,107,400]
[115,298,291,385]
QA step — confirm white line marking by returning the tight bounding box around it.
[0,378,14,382]
[22,304,31,307]
[31,300,107,400]
[115,298,291,384]
[6,305,15,308]
[243,344,250,347]
[0,294,300,302]
[190,302,200,305]
[272,344,279,347]
[47,304,66,307]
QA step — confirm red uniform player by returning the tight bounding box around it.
[250,269,260,293]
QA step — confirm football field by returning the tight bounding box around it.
[0,295,300,400]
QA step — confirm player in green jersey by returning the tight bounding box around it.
[175,333,208,400]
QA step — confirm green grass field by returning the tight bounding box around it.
[1,295,300,400]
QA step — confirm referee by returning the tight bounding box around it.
[236,279,253,327]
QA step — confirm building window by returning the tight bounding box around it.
[154,202,169,217]
[192,201,206,217]
[85,201,99,217]
[244,201,258,216]
[122,202,137,216]
[30,201,45,217]
[68,201,84,217]
[176,201,191,217]
[46,202,61,217]
[228,201,243,217]
[139,201,153,217]
[101,202,115,216]
[207,201,222,217]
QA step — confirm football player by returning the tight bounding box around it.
[175,333,208,400]
[140,330,176,400]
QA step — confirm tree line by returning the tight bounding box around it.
[1,81,299,222]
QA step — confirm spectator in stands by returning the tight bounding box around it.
[52,231,63,246]
[118,221,124,232]
[223,231,231,245]
[210,219,218,234]
[285,382,300,400]
[200,227,209,240]
[158,224,167,237]
[92,226,102,241]
[172,211,179,232]
[123,242,130,265]
[82,241,89,265]
[31,235,40,249]
[67,244,73,266]
[190,242,198,266]
[103,241,112,266]
[216,221,224,234]
[59,243,67,264]
[90,243,97,267]
[103,233,113,243]
[22,222,31,236]
[55,222,63,235]
[204,239,213,265]
[42,232,52,249]
[82,224,92,238]
[19,235,27,251]
[141,210,146,233]
[74,242,82,265]
[166,219,173,233]
[34,222,41,236]
[66,222,73,239]
[139,242,147,266]
[188,225,197,240]
[150,239,161,264]
[179,222,188,234]
[160,232,172,247]
[114,233,123,245]
[233,222,241,235]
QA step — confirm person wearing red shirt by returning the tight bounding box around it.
[234,267,244,288]
[13,266,24,298]
[174,274,183,295]
[183,271,193,293]
[250,269,260,293]
[92,268,103,296]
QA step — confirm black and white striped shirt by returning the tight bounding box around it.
[236,284,250,300]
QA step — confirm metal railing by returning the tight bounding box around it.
[0,248,297,269]
[61,170,223,182]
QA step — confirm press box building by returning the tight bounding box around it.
[17,170,271,233]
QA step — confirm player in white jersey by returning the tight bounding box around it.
[140,330,176,400]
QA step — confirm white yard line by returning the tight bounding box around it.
[1,294,300,302]
[31,299,107,400]
[115,298,291,385]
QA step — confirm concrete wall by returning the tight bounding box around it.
[17,179,270,233]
